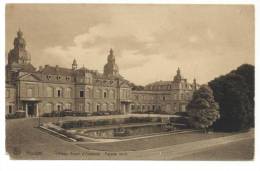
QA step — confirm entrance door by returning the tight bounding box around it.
[27,103,35,117]
[57,105,61,112]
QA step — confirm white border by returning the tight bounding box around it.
[0,1,259,171]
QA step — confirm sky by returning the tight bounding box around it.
[5,4,254,85]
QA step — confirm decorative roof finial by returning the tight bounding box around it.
[73,59,77,65]
[110,48,113,55]
[177,67,181,75]
[17,28,23,37]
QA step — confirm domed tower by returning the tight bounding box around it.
[8,29,31,65]
[103,49,119,77]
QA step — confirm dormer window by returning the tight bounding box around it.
[66,76,70,81]
[56,75,61,80]
[46,75,51,80]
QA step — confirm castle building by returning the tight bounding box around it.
[5,30,199,117]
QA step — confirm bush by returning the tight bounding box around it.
[170,116,189,124]
[174,112,189,117]
[60,117,160,129]
[6,111,26,119]
[42,111,64,117]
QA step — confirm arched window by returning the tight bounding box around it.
[56,103,62,112]
[166,104,171,112]
[47,87,53,97]
[56,87,62,97]
[109,103,115,111]
[162,96,166,101]
[65,103,72,110]
[103,90,107,99]
[45,103,53,113]
[66,88,72,98]
[181,94,184,100]
[6,90,10,98]
[181,104,186,112]
[95,89,101,98]
[7,103,14,114]
[86,88,91,98]
[27,88,33,97]
[86,103,91,112]
[102,103,108,111]
[79,103,84,112]
[131,104,135,110]
[96,103,101,112]
[109,90,114,99]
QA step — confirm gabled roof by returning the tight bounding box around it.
[17,73,42,81]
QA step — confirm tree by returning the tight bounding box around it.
[208,67,254,132]
[232,64,255,127]
[186,85,220,132]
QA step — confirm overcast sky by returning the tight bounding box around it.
[5,4,254,85]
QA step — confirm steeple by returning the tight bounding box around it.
[72,59,77,70]
[103,48,119,77]
[17,28,23,37]
[177,67,181,75]
[174,67,182,82]
[107,48,115,63]
[193,78,198,90]
[14,28,26,49]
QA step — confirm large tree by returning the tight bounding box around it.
[186,85,220,132]
[232,64,255,127]
[208,64,254,131]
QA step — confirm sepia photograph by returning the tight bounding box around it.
[4,3,255,161]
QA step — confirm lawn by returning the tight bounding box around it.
[77,131,234,152]
[173,138,254,160]
[6,117,253,160]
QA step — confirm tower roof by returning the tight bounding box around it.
[72,59,77,65]
[174,67,182,81]
[104,48,119,76]
[17,28,23,37]
[107,48,115,62]
[14,28,26,49]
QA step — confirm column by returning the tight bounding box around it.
[25,103,28,118]
[123,104,126,114]
[36,103,39,117]
[128,104,131,114]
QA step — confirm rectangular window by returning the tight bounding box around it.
[79,104,84,112]
[27,88,33,97]
[57,105,61,112]
[6,90,10,98]
[8,105,12,114]
[80,90,84,97]
[57,90,61,97]
[104,92,107,98]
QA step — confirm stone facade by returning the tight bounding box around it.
[5,30,199,117]
[131,70,199,114]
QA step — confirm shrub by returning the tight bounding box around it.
[6,111,26,119]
